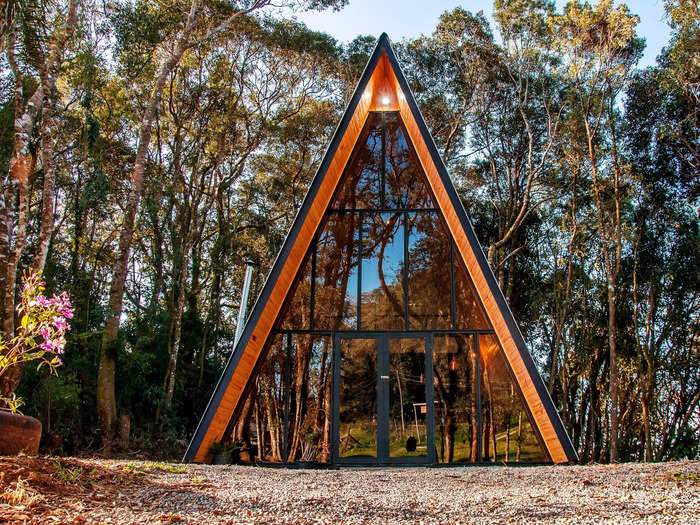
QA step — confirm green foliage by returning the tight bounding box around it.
[54,460,97,486]
[123,461,187,474]
[665,470,700,483]
[667,425,700,460]
[209,440,242,456]
[3,0,697,465]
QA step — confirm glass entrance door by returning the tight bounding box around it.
[333,333,434,464]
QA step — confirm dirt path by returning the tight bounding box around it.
[0,457,698,523]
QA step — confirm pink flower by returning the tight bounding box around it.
[52,317,69,331]
[36,295,50,307]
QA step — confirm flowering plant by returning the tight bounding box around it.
[0,270,73,413]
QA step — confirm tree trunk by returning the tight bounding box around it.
[1,0,78,339]
[96,2,200,439]
[608,281,619,462]
[31,89,58,273]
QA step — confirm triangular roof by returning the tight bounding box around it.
[184,34,577,464]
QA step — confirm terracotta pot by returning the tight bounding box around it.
[0,410,42,456]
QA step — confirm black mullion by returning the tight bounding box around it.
[475,333,482,462]
[274,328,497,335]
[310,240,316,332]
[357,211,363,330]
[450,239,456,329]
[283,333,292,463]
[403,211,409,330]
[330,208,439,213]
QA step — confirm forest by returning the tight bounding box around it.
[0,0,698,464]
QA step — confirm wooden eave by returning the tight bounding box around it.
[184,34,578,464]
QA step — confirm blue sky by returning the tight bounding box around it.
[292,0,670,69]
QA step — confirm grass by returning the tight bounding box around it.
[340,421,545,462]
[54,460,98,487]
[435,424,545,463]
[665,470,700,483]
[1,477,42,506]
[123,461,187,474]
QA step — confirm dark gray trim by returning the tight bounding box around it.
[377,335,389,461]
[184,33,577,464]
[275,328,496,335]
[380,38,578,463]
[182,33,388,463]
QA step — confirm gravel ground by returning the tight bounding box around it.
[2,458,699,524]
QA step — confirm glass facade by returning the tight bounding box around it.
[231,111,549,464]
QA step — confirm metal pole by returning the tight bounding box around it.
[234,263,255,345]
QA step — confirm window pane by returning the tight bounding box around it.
[434,335,477,463]
[278,254,311,330]
[287,334,332,463]
[233,333,285,462]
[339,337,378,458]
[454,252,490,330]
[407,211,452,329]
[331,114,382,209]
[331,112,435,211]
[383,113,436,209]
[361,212,405,330]
[479,334,548,462]
[389,338,427,458]
[314,212,359,330]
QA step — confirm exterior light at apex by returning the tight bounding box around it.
[381,96,391,106]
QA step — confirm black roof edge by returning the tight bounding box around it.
[381,41,579,463]
[185,33,578,464]
[183,34,391,463]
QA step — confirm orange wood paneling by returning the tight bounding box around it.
[193,48,571,464]
[192,60,384,463]
[387,63,570,464]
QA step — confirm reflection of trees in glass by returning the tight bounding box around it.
[361,212,404,330]
[315,213,359,330]
[232,335,334,463]
[384,115,435,210]
[279,257,311,330]
[407,212,452,329]
[332,117,382,210]
[389,339,427,458]
[246,109,548,464]
[455,259,489,330]
[233,335,285,461]
[433,335,478,463]
[339,338,377,457]
[282,335,335,462]
[480,335,547,463]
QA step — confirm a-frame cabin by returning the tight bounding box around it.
[184,34,577,465]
